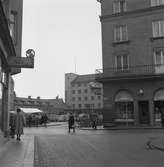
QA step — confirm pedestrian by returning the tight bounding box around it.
[68,112,75,133]
[15,108,25,141]
[28,114,32,127]
[41,113,48,127]
[9,111,16,138]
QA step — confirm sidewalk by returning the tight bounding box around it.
[0,134,34,167]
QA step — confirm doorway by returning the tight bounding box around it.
[138,101,149,124]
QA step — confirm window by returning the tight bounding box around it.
[115,55,129,71]
[84,96,88,101]
[72,97,75,101]
[114,25,128,42]
[78,104,81,108]
[97,96,101,100]
[9,11,17,44]
[85,104,90,108]
[78,83,81,87]
[78,90,81,94]
[72,90,75,94]
[72,104,75,108]
[91,96,94,100]
[113,0,126,13]
[98,103,101,108]
[154,49,164,65]
[78,97,81,101]
[151,0,164,6]
[152,20,164,37]
[84,89,88,93]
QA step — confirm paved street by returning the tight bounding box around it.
[1,123,164,167]
[32,124,164,167]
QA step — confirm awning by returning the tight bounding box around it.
[20,108,43,114]
[154,89,164,101]
[115,91,133,102]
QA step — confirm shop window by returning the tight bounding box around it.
[115,102,134,120]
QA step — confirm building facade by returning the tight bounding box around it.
[97,0,164,127]
[65,73,103,114]
[0,0,23,135]
[14,96,68,121]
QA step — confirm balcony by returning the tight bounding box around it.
[96,64,164,81]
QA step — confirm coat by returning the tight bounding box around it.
[15,112,25,135]
[68,115,75,128]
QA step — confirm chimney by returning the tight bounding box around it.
[37,96,40,100]
[28,96,31,99]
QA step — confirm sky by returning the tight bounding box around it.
[13,0,102,100]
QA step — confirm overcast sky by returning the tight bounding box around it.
[13,0,102,100]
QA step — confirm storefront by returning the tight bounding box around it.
[115,90,134,125]
[154,89,164,125]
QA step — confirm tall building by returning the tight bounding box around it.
[0,0,23,135]
[65,73,103,114]
[97,0,164,127]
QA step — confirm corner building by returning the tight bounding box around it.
[97,0,164,127]
[0,0,23,135]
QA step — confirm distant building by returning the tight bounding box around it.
[65,73,103,114]
[97,0,164,127]
[14,96,68,121]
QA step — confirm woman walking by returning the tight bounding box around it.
[15,108,25,141]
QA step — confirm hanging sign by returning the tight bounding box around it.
[7,49,35,68]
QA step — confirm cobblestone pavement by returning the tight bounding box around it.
[34,127,164,167]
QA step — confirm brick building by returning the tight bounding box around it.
[97,0,164,127]
[65,73,103,114]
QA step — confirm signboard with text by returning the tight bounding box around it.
[8,56,34,68]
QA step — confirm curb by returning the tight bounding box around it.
[79,127,164,131]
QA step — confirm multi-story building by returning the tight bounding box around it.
[14,96,68,121]
[65,73,103,114]
[0,0,23,135]
[97,0,164,127]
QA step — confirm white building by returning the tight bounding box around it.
[65,73,103,113]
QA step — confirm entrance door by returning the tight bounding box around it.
[138,101,149,124]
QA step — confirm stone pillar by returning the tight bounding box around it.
[3,71,11,137]
[134,100,139,126]
[149,100,154,126]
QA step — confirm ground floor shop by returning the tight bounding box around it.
[102,78,164,127]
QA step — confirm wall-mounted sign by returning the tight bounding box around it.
[7,56,34,68]
[7,49,35,68]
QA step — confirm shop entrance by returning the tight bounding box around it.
[154,89,164,125]
[138,101,149,124]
